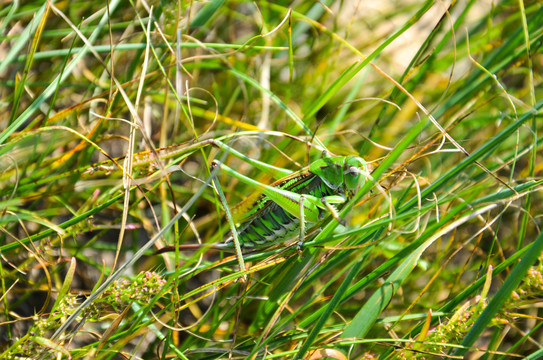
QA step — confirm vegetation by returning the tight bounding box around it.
[1,0,542,358]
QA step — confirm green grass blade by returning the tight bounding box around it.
[190,0,226,28]
[0,0,122,144]
[51,257,76,311]
[227,68,326,150]
[343,203,498,339]
[399,99,543,212]
[454,230,543,357]
[0,2,47,75]
[294,256,365,359]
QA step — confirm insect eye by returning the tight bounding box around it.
[344,167,362,189]
[343,157,367,193]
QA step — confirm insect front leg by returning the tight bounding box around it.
[301,194,347,224]
[295,194,335,253]
[319,195,348,226]
[294,194,347,251]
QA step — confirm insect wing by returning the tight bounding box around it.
[233,167,315,225]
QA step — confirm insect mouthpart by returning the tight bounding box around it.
[343,157,368,196]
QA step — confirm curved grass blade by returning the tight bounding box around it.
[0,0,122,144]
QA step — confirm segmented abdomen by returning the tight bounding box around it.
[226,174,343,250]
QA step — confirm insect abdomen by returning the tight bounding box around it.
[230,174,342,250]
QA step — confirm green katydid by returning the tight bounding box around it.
[157,153,371,254]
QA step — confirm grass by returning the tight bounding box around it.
[1,0,542,359]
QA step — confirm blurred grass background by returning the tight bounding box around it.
[1,0,542,358]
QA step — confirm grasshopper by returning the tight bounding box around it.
[211,155,371,252]
[154,149,371,258]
